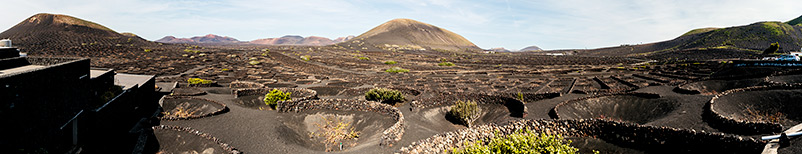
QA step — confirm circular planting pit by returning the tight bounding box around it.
[204,87,233,95]
[552,93,678,124]
[233,88,317,110]
[307,86,346,97]
[275,110,395,152]
[708,85,802,134]
[160,96,227,120]
[265,82,297,88]
[153,125,240,154]
[171,87,207,96]
[416,92,527,127]
[276,99,405,150]
[767,74,802,85]
[675,78,766,95]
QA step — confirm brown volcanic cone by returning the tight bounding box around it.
[0,13,157,56]
[341,18,480,51]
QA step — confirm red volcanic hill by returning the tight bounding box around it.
[249,35,352,46]
[155,34,241,44]
[0,13,157,56]
[339,18,480,51]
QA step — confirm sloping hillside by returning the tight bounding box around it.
[0,13,157,56]
[338,18,480,51]
[584,20,802,60]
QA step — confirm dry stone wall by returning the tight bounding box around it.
[400,119,763,154]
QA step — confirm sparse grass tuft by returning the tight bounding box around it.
[264,89,291,109]
[451,129,581,154]
[365,88,405,105]
[742,104,786,123]
[438,62,455,66]
[384,60,397,65]
[310,116,360,152]
[358,56,370,60]
[447,100,480,126]
[301,55,311,61]
[249,60,261,65]
[385,67,409,73]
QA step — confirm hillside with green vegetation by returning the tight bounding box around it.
[585,18,802,60]
[788,15,802,26]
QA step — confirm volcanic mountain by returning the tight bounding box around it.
[249,35,353,46]
[155,34,241,44]
[0,13,156,56]
[339,18,480,51]
[519,45,543,52]
[584,17,802,60]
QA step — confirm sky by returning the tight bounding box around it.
[1,0,801,50]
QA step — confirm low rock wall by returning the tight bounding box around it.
[400,119,763,154]
[277,99,405,147]
[229,80,265,89]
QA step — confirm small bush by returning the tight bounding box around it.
[384,60,397,65]
[264,89,292,109]
[300,55,311,61]
[438,62,455,66]
[187,78,213,85]
[144,49,152,52]
[358,56,370,60]
[447,100,480,126]
[221,68,231,72]
[452,129,581,154]
[184,49,200,53]
[385,67,409,73]
[248,60,261,65]
[365,88,405,105]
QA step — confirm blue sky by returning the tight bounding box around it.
[1,0,801,50]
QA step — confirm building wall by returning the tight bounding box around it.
[0,57,90,152]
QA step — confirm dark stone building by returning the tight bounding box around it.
[0,48,161,153]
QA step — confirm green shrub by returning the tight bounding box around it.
[264,89,292,109]
[438,62,455,66]
[221,68,231,72]
[448,100,479,126]
[365,88,405,104]
[249,60,261,65]
[385,67,409,73]
[358,56,370,60]
[763,42,780,55]
[184,49,200,53]
[187,78,213,85]
[144,49,152,52]
[384,60,397,65]
[300,55,311,61]
[452,129,581,154]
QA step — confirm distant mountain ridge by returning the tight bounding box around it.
[250,35,353,46]
[156,34,241,44]
[519,45,543,52]
[156,34,353,46]
[339,18,480,51]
